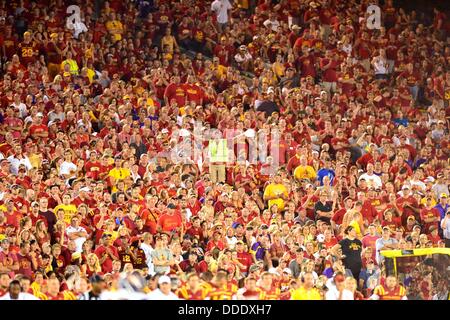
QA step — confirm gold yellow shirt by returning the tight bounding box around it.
[420,197,437,207]
[28,153,42,169]
[291,287,322,300]
[53,204,78,224]
[294,165,317,181]
[264,183,288,211]
[106,20,123,41]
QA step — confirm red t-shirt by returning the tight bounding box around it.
[158,212,182,233]
[94,245,119,273]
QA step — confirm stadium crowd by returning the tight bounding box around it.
[0,0,449,300]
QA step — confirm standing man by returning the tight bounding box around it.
[338,226,363,282]
[94,234,119,274]
[211,0,233,33]
[440,210,450,248]
[375,227,398,265]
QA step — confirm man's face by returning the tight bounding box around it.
[188,253,197,263]
[71,218,79,228]
[188,276,199,289]
[246,279,257,291]
[303,273,314,288]
[103,236,112,246]
[40,198,48,208]
[0,274,10,288]
[63,195,71,204]
[160,282,171,294]
[1,240,9,250]
[386,276,397,288]
[9,283,21,299]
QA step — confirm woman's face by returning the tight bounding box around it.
[88,256,96,265]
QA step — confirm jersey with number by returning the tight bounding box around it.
[373,284,406,300]
[17,42,37,65]
[177,286,208,300]
[207,283,237,300]
[259,286,281,300]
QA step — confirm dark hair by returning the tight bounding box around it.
[344,226,354,235]
[9,280,21,290]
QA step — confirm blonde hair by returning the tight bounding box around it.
[86,253,102,273]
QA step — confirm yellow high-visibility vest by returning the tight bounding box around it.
[209,139,228,163]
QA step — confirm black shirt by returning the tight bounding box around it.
[339,237,363,270]
[314,201,333,223]
[39,210,56,236]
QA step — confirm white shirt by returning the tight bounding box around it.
[140,242,155,276]
[409,179,426,192]
[263,19,280,32]
[66,225,87,237]
[101,289,149,300]
[73,21,88,38]
[59,161,77,176]
[225,236,238,250]
[211,0,232,24]
[372,56,388,74]
[0,292,39,300]
[325,287,354,300]
[234,52,252,63]
[11,102,27,118]
[358,172,382,188]
[147,289,180,300]
[7,155,32,175]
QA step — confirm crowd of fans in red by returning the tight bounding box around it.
[0,0,449,300]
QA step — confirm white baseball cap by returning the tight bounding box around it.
[283,268,292,275]
[158,275,171,285]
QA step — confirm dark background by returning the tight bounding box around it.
[394,0,450,12]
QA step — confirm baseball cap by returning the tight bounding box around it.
[161,128,169,134]
[236,240,244,245]
[72,252,81,260]
[79,186,91,192]
[249,264,261,273]
[31,201,39,207]
[158,275,171,285]
[283,268,292,275]
[401,185,410,190]
[440,193,448,198]
[407,215,415,221]
[36,112,43,117]
[232,222,242,229]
